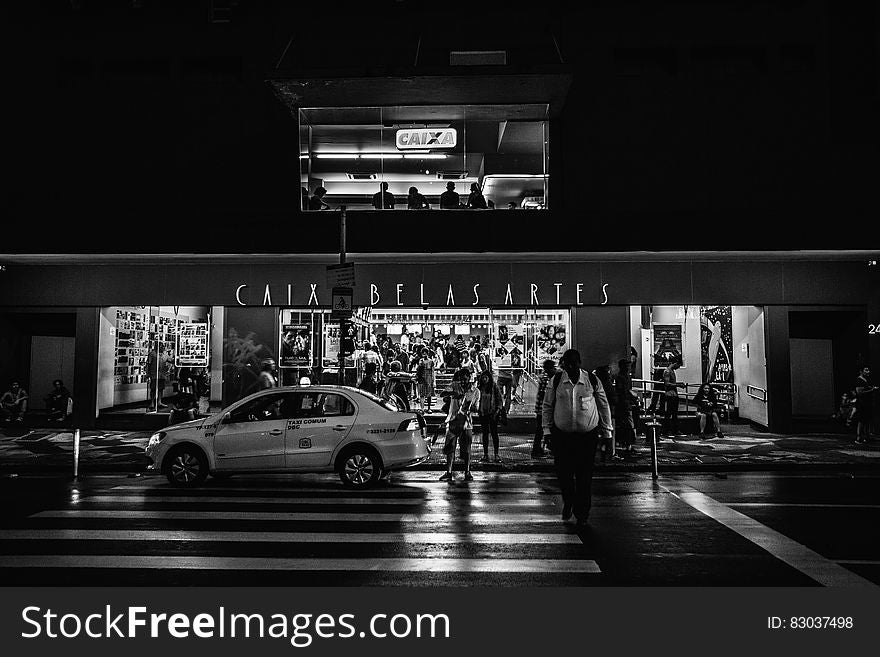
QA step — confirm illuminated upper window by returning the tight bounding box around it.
[299,105,549,211]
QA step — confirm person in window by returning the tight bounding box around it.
[258,359,277,390]
[1,381,29,422]
[439,182,460,209]
[407,186,430,210]
[308,186,330,211]
[44,379,71,422]
[467,182,487,209]
[693,383,724,439]
[507,201,517,210]
[371,181,396,210]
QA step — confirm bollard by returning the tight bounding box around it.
[73,428,81,480]
[646,419,660,480]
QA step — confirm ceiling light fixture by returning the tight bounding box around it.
[404,154,447,159]
[316,154,360,159]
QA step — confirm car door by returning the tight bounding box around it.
[212,392,291,470]
[284,391,357,468]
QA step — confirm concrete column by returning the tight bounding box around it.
[764,306,792,434]
[73,307,99,429]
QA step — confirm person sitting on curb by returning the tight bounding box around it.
[0,381,29,423]
[44,379,71,422]
[693,384,724,439]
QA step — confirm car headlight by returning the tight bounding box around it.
[147,431,166,448]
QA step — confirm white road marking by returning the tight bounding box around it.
[664,484,876,588]
[31,510,567,523]
[726,503,880,509]
[0,555,600,573]
[79,495,552,507]
[0,529,581,544]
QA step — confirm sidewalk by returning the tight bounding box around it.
[1,425,878,475]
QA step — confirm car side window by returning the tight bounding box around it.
[319,393,355,417]
[276,392,355,419]
[228,393,285,423]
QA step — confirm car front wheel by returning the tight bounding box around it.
[165,445,208,487]
[338,448,381,488]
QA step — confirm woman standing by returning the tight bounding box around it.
[416,348,436,412]
[440,368,481,482]
[477,370,504,462]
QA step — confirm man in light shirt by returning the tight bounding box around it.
[542,349,613,527]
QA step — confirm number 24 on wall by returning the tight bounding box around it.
[870,324,880,335]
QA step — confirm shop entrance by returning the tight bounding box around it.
[366,307,570,416]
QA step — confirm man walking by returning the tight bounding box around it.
[531,359,558,458]
[542,349,613,527]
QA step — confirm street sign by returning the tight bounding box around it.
[330,286,354,319]
[326,262,355,288]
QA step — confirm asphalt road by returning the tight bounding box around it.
[0,471,877,586]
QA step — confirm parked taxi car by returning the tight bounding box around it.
[145,386,429,488]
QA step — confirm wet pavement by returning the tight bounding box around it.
[1,424,877,474]
[0,470,877,586]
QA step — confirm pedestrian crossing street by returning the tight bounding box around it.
[0,472,601,585]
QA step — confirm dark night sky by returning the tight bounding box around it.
[4,1,878,253]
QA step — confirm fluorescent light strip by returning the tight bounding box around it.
[316,154,359,159]
[404,154,447,159]
[360,153,402,159]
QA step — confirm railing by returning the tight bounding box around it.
[631,378,737,418]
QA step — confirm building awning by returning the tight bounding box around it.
[267,71,572,116]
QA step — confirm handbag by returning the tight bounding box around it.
[447,394,474,437]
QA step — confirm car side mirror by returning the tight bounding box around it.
[222,412,232,424]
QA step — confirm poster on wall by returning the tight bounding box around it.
[324,324,340,365]
[700,306,734,384]
[652,325,683,368]
[280,324,311,367]
[536,323,566,363]
[176,322,209,367]
[494,324,527,369]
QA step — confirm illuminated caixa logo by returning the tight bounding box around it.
[395,128,457,150]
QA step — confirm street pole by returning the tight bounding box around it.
[339,206,347,386]
[73,428,81,480]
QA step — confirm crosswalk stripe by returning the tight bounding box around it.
[726,503,880,509]
[0,555,600,573]
[111,485,560,495]
[31,510,567,523]
[80,495,553,507]
[0,529,582,544]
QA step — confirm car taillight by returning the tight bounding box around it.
[398,418,420,432]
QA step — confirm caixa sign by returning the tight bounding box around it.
[396,128,457,150]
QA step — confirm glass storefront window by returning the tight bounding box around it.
[98,305,222,416]
[629,305,768,426]
[299,104,549,211]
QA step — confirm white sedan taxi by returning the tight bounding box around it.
[145,386,430,488]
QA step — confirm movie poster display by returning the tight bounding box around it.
[175,322,209,367]
[652,325,683,368]
[493,324,525,368]
[700,306,734,384]
[536,323,566,363]
[280,324,311,367]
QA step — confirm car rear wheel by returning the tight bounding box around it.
[165,445,208,487]
[338,447,381,488]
